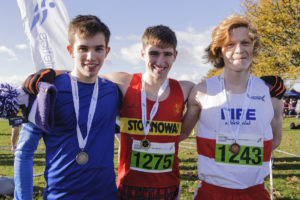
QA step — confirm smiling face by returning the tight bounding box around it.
[142,45,177,81]
[221,27,254,72]
[68,33,110,83]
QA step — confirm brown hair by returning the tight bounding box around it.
[204,14,260,68]
[68,15,111,47]
[142,25,177,50]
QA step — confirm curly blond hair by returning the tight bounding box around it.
[204,14,260,68]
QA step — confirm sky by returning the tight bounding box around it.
[0,0,244,86]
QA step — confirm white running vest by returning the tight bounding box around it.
[196,75,274,189]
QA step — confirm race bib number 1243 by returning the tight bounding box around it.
[215,133,264,167]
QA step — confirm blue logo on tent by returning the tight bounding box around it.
[30,0,56,31]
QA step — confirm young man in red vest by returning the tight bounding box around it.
[105,25,194,199]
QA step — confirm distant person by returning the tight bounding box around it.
[283,98,290,117]
[289,98,297,116]
[10,125,20,151]
[14,15,119,200]
[290,122,300,129]
[295,98,300,118]
[181,14,284,200]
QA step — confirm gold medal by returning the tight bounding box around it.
[230,142,240,155]
[140,138,151,150]
[76,151,89,165]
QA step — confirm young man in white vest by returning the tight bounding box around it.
[181,14,284,200]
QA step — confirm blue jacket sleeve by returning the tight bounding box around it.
[14,123,43,200]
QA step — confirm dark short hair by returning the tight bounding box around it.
[68,15,111,47]
[142,25,177,50]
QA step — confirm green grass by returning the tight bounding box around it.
[1,118,300,199]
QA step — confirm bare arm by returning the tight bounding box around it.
[271,97,283,150]
[55,70,69,76]
[180,83,203,141]
[101,72,132,97]
[178,80,195,102]
[44,70,132,100]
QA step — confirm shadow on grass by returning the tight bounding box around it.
[179,165,197,170]
[0,194,13,200]
[179,158,197,163]
[272,173,300,179]
[274,157,300,162]
[0,133,10,136]
[0,153,45,166]
[273,157,300,170]
[180,174,199,181]
[273,163,300,170]
[180,173,198,181]
[33,185,44,199]
[33,153,46,159]
[33,153,46,166]
[0,153,14,166]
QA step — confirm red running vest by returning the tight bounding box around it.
[117,73,184,188]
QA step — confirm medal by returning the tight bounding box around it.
[140,74,168,149]
[140,138,151,150]
[220,73,253,155]
[70,74,98,166]
[76,151,89,165]
[230,142,240,155]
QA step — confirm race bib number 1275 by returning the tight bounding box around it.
[130,140,175,173]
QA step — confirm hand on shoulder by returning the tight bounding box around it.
[23,68,56,95]
[260,76,286,99]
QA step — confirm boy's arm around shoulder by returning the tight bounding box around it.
[180,82,205,141]
[263,80,283,150]
[101,72,133,97]
[178,80,195,102]
[271,97,283,150]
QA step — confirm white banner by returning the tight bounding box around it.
[17,0,73,71]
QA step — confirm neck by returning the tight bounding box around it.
[223,69,250,94]
[142,73,169,101]
[71,70,97,83]
[143,73,167,89]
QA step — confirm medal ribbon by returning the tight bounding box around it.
[220,73,253,142]
[70,73,99,150]
[141,74,169,137]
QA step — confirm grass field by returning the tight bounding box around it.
[0,118,300,199]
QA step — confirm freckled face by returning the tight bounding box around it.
[221,27,253,72]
